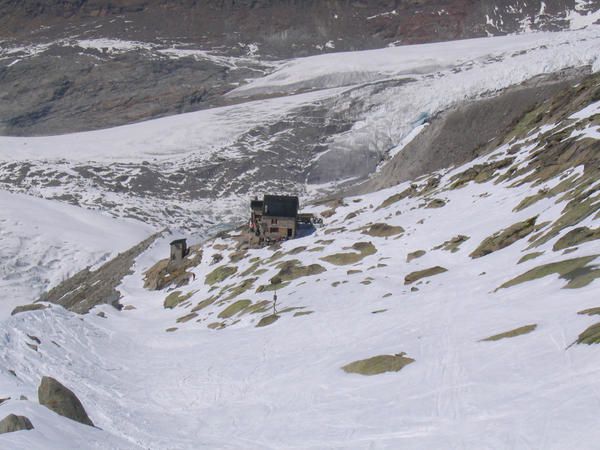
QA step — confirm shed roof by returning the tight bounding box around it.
[170,239,187,246]
[263,195,299,218]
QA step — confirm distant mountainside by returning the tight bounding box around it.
[0,0,599,135]
[2,0,599,54]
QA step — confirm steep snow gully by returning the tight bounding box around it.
[2,24,600,450]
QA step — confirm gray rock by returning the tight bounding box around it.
[10,303,47,316]
[0,414,34,434]
[37,377,94,427]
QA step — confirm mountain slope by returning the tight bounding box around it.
[1,70,599,449]
[1,0,599,135]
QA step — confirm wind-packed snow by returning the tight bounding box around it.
[0,191,154,318]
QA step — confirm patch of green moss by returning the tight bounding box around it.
[481,324,537,341]
[166,327,178,332]
[342,353,414,376]
[205,265,238,286]
[207,322,225,330]
[308,246,325,253]
[376,187,416,210]
[553,226,600,251]
[470,216,537,259]
[222,278,257,301]
[404,266,447,285]
[324,227,347,235]
[320,242,377,266]
[244,300,272,315]
[176,312,198,323]
[267,251,284,263]
[316,239,334,245]
[361,223,404,237]
[287,246,307,255]
[498,255,599,290]
[256,314,280,327]
[191,296,217,312]
[434,235,470,253]
[229,250,247,263]
[256,281,291,293]
[347,269,362,275]
[164,291,194,309]
[425,198,446,208]
[241,262,260,277]
[271,260,326,283]
[449,158,514,189]
[517,252,544,264]
[218,300,252,319]
[406,250,426,262]
[530,197,600,248]
[294,311,314,317]
[578,307,600,316]
[576,322,600,345]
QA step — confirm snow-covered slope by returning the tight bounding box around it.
[1,74,599,448]
[0,191,154,317]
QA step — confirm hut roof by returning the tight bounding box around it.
[263,195,299,218]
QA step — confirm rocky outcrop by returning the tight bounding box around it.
[11,303,48,315]
[38,376,94,426]
[38,233,160,313]
[357,70,584,193]
[0,414,34,434]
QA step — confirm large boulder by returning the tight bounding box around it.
[0,414,34,434]
[37,377,94,427]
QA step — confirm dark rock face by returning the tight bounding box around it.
[2,1,596,52]
[38,376,94,427]
[0,414,34,434]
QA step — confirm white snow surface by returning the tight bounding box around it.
[0,191,155,317]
